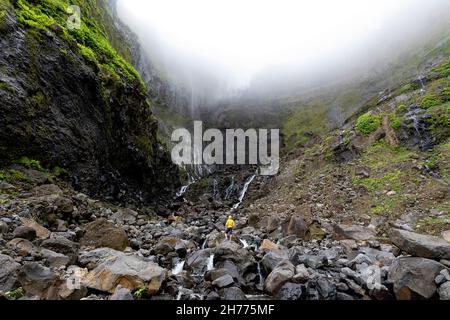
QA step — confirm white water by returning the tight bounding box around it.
[417,74,426,94]
[206,254,214,271]
[176,173,195,197]
[256,262,264,288]
[172,260,185,275]
[224,176,235,200]
[213,179,219,199]
[201,239,207,250]
[233,174,256,209]
[240,239,249,248]
[176,286,183,300]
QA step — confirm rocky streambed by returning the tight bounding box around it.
[0,165,450,300]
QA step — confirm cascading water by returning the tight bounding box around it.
[201,239,207,250]
[404,104,433,151]
[224,176,235,200]
[206,254,214,271]
[213,179,219,199]
[256,262,264,289]
[239,239,249,248]
[233,174,256,209]
[172,260,185,275]
[176,173,195,197]
[417,74,426,94]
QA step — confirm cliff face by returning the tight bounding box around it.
[0,0,180,204]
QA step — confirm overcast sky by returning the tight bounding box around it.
[117,0,450,96]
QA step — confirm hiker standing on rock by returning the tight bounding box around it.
[225,215,235,241]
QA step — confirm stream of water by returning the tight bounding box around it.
[233,174,256,209]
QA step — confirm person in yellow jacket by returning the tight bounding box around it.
[225,215,235,241]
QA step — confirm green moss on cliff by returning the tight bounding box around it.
[14,0,143,84]
[356,112,382,135]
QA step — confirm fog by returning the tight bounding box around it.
[117,0,450,103]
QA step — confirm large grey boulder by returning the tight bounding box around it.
[0,254,21,292]
[110,285,134,300]
[18,263,62,300]
[264,260,295,295]
[388,257,447,299]
[42,235,78,264]
[389,229,450,259]
[214,241,256,274]
[80,248,167,295]
[80,218,129,251]
[261,250,289,273]
[333,224,376,241]
[438,282,450,300]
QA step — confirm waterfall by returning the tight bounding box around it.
[176,173,195,197]
[233,174,256,209]
[201,239,207,250]
[206,254,214,271]
[405,105,433,150]
[417,74,426,94]
[176,286,183,300]
[239,239,249,248]
[213,179,219,199]
[224,176,235,200]
[172,260,185,275]
[257,262,264,288]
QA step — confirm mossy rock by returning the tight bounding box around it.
[356,112,382,135]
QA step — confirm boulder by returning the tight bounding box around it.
[219,287,247,300]
[217,260,246,287]
[212,274,234,288]
[0,181,15,190]
[153,236,177,255]
[21,169,49,185]
[214,241,255,274]
[185,249,213,275]
[316,277,337,300]
[0,221,8,234]
[205,268,230,282]
[278,282,304,300]
[7,238,38,257]
[442,230,450,242]
[286,214,312,239]
[297,254,327,269]
[266,215,281,233]
[293,264,310,282]
[0,254,21,292]
[78,248,119,269]
[110,285,134,300]
[31,184,63,196]
[261,250,289,273]
[81,249,167,294]
[18,263,62,300]
[80,218,129,251]
[42,235,78,264]
[19,218,51,239]
[264,260,295,295]
[40,249,70,268]
[13,226,37,241]
[57,281,88,300]
[388,257,447,299]
[389,229,450,259]
[438,282,450,300]
[111,208,138,225]
[259,239,280,252]
[333,224,376,241]
[355,166,370,178]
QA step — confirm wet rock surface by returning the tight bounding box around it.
[0,164,449,301]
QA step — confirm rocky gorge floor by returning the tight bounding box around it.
[0,162,450,301]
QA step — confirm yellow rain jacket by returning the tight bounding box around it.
[225,217,235,229]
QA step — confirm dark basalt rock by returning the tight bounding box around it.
[0,4,180,205]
